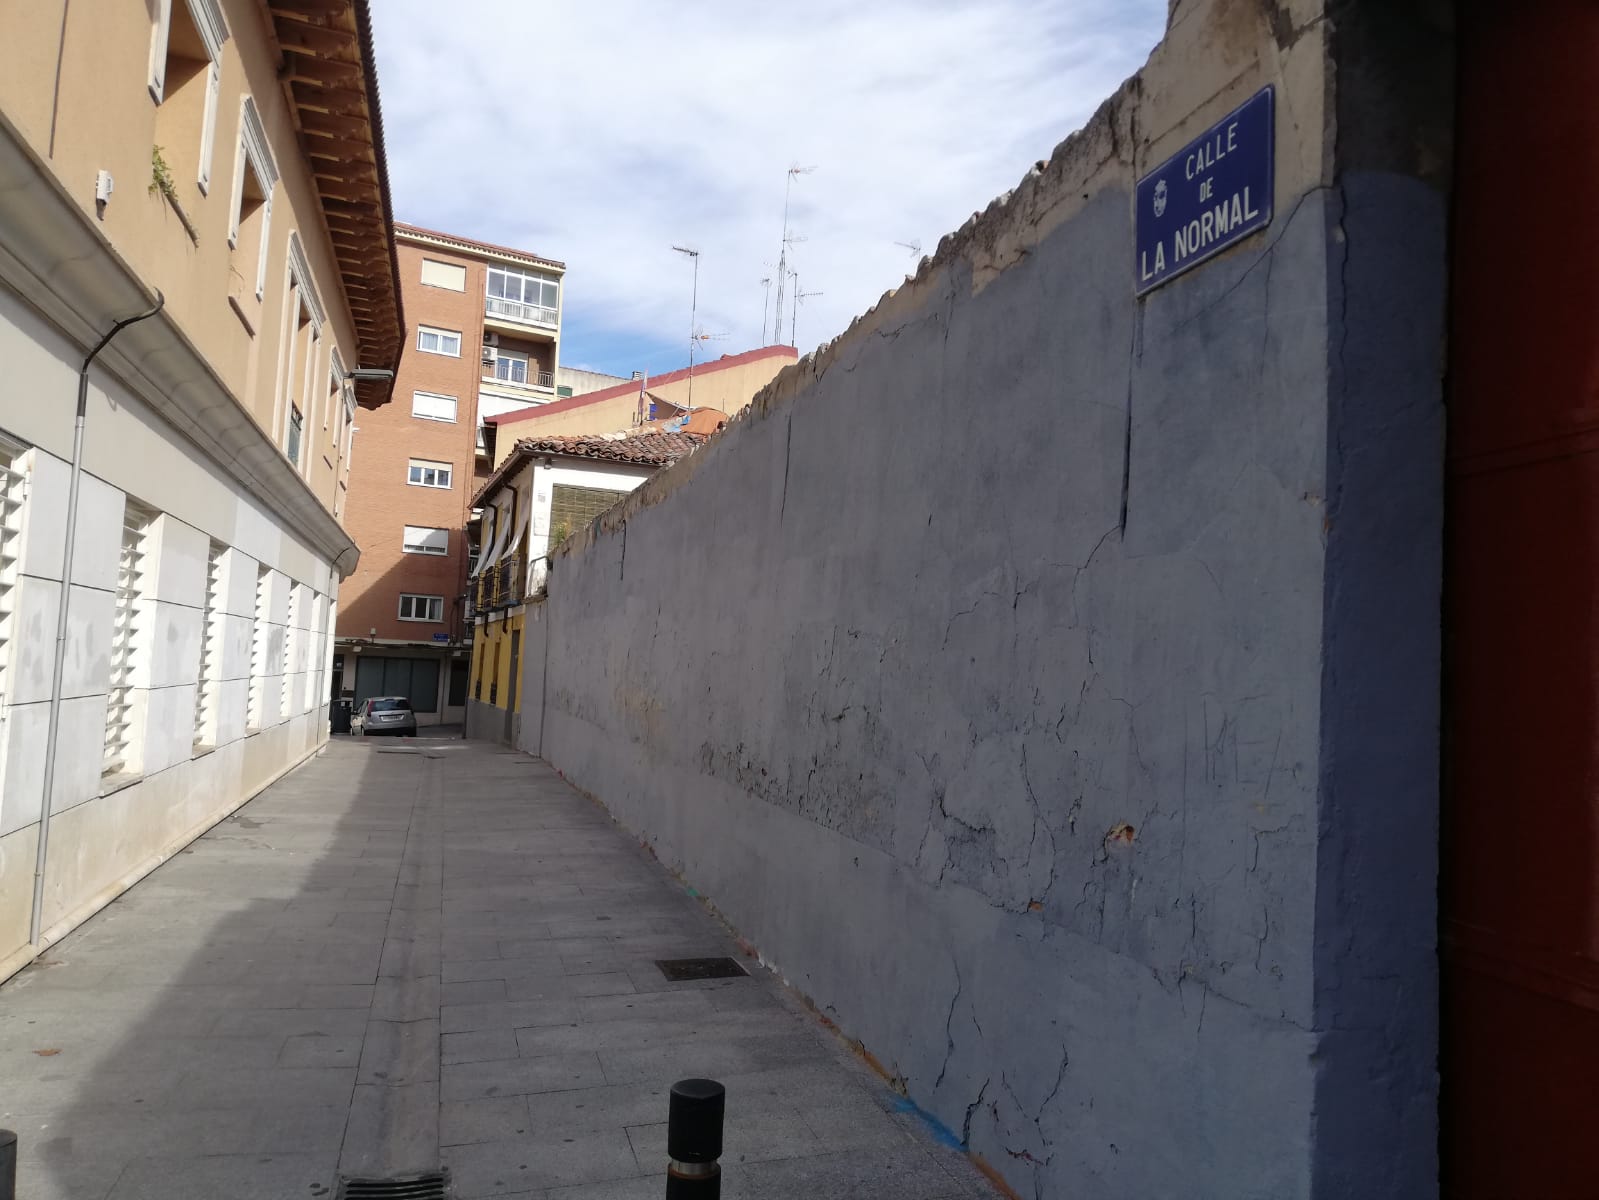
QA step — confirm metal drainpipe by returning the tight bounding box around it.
[29,292,165,950]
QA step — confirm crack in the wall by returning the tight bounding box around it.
[1121,302,1142,532]
[934,958,963,1092]
[778,409,794,524]
[963,1078,991,1147]
[1169,185,1333,338]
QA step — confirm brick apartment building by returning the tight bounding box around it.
[334,224,564,724]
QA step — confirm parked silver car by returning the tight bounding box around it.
[357,696,417,737]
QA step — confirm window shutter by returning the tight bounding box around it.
[148,0,172,102]
[198,59,221,192]
[255,195,272,299]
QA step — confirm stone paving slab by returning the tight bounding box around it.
[0,734,996,1199]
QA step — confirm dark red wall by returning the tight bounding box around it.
[1442,4,1599,1193]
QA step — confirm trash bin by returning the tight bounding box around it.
[330,698,353,736]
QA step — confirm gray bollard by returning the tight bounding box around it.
[665,1078,724,1198]
[0,1129,16,1200]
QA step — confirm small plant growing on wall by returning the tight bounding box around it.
[149,145,176,200]
[549,522,571,551]
[149,144,200,244]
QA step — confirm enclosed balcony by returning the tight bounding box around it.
[484,265,560,338]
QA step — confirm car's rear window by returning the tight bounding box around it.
[369,699,411,712]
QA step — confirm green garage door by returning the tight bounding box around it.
[353,657,441,713]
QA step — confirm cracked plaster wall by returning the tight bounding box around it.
[522,1,1448,1196]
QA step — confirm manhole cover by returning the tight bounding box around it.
[336,1172,448,1199]
[656,956,749,981]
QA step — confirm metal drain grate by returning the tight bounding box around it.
[336,1171,448,1199]
[656,956,749,981]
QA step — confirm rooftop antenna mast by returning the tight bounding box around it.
[759,275,773,345]
[772,164,814,345]
[791,273,822,347]
[671,244,700,408]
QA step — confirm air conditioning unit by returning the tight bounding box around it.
[482,346,497,365]
[483,332,500,347]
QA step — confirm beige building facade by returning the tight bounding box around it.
[487,345,797,466]
[0,0,402,981]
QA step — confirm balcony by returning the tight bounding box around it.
[484,295,559,335]
[475,552,527,613]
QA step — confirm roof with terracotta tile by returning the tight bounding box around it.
[470,430,708,506]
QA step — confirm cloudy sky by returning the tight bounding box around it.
[367,1,1167,379]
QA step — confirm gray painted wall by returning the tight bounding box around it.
[518,4,1449,1196]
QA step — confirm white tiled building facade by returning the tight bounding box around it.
[0,355,340,977]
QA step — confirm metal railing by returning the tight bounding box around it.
[485,295,558,327]
[475,552,527,612]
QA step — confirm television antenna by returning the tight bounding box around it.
[772,164,815,345]
[760,275,773,345]
[671,244,700,407]
[790,274,823,347]
[894,239,922,259]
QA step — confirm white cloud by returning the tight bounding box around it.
[368,0,1165,374]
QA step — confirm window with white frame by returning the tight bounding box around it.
[326,353,343,431]
[194,540,224,746]
[411,391,457,422]
[227,98,278,311]
[282,234,325,459]
[398,594,445,623]
[417,326,461,357]
[286,405,304,466]
[105,500,156,777]
[407,459,451,489]
[420,259,465,290]
[0,438,29,715]
[485,267,559,324]
[402,526,448,556]
[148,1,229,195]
[490,347,530,385]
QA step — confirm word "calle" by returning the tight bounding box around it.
[1185,120,1240,180]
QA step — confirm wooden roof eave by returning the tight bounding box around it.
[264,0,404,409]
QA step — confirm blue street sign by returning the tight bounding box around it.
[432,632,449,642]
[1135,86,1274,295]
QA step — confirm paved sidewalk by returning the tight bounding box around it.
[0,735,995,1199]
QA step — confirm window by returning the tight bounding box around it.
[402,526,448,556]
[398,594,445,623]
[407,459,452,489]
[491,348,529,385]
[149,1,228,195]
[194,540,224,746]
[106,501,155,777]
[420,259,466,290]
[549,484,629,547]
[326,354,343,431]
[417,326,461,357]
[228,97,278,308]
[411,391,457,422]
[485,267,559,325]
[282,235,325,454]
